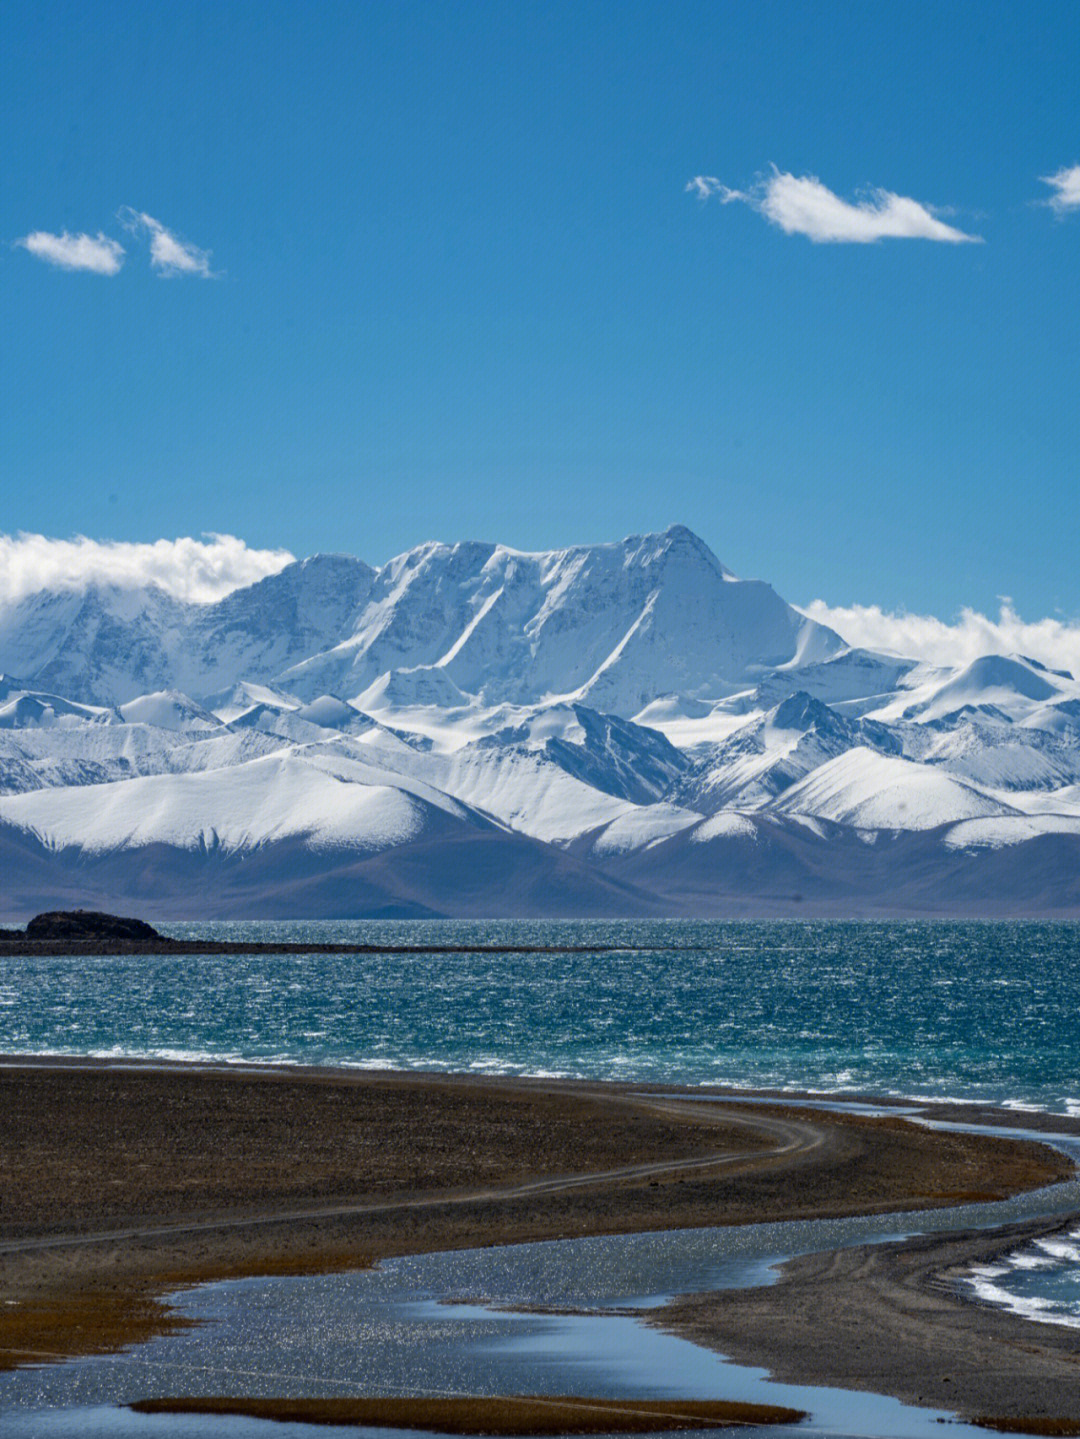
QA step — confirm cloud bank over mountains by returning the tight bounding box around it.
[0,534,294,605]
[802,598,1080,678]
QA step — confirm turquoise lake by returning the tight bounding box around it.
[3,919,1079,1113]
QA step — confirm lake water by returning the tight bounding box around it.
[2,919,1079,1113]
[4,920,1080,1435]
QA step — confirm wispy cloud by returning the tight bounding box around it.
[15,230,125,275]
[118,208,216,277]
[802,598,1080,677]
[0,535,294,606]
[685,176,722,201]
[1040,164,1080,215]
[689,168,980,244]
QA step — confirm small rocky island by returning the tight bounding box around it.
[24,911,165,944]
[0,910,623,957]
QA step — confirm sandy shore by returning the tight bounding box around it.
[0,1058,1077,1429]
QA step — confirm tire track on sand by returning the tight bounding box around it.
[0,1101,824,1257]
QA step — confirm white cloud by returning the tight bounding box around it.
[0,534,294,606]
[15,230,125,275]
[118,207,216,277]
[691,167,980,243]
[1040,164,1080,215]
[802,598,1080,677]
[685,176,722,201]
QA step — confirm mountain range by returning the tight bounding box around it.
[1,525,1078,919]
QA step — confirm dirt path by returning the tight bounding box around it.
[0,1101,821,1259]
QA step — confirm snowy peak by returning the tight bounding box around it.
[2,526,1079,919]
[0,582,186,705]
[765,747,1016,831]
[0,690,117,730]
[756,647,919,711]
[0,525,845,714]
[679,690,901,812]
[118,691,224,732]
[768,690,844,735]
[293,694,376,733]
[613,523,732,578]
[478,703,687,806]
[272,526,844,715]
[207,552,375,642]
[903,653,1067,724]
[0,555,376,707]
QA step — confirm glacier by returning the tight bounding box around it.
[0,524,1078,919]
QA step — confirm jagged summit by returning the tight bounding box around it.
[769,691,838,733]
[0,526,842,711]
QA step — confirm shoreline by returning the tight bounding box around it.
[4,1050,1078,1132]
[651,1213,1080,1427]
[1,1058,1078,1431]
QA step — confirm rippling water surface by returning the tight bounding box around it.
[966,1220,1080,1328]
[3,919,1078,1113]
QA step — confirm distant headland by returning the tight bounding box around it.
[0,910,629,957]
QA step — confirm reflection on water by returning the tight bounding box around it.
[5,1141,1079,1439]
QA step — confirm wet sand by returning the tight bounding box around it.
[653,1213,1080,1429]
[0,1058,1076,1429]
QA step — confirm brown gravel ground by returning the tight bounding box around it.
[0,1060,1072,1402]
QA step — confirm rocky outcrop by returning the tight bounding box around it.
[23,910,163,943]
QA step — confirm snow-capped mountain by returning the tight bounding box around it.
[0,525,1077,919]
[0,555,376,707]
[0,526,841,710]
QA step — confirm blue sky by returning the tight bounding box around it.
[2,0,1077,626]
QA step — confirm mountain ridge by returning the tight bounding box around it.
[0,525,1077,918]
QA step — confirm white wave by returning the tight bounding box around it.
[1035,1237,1080,1262]
[1006,1251,1056,1270]
[965,1229,1080,1331]
[967,1273,1078,1326]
